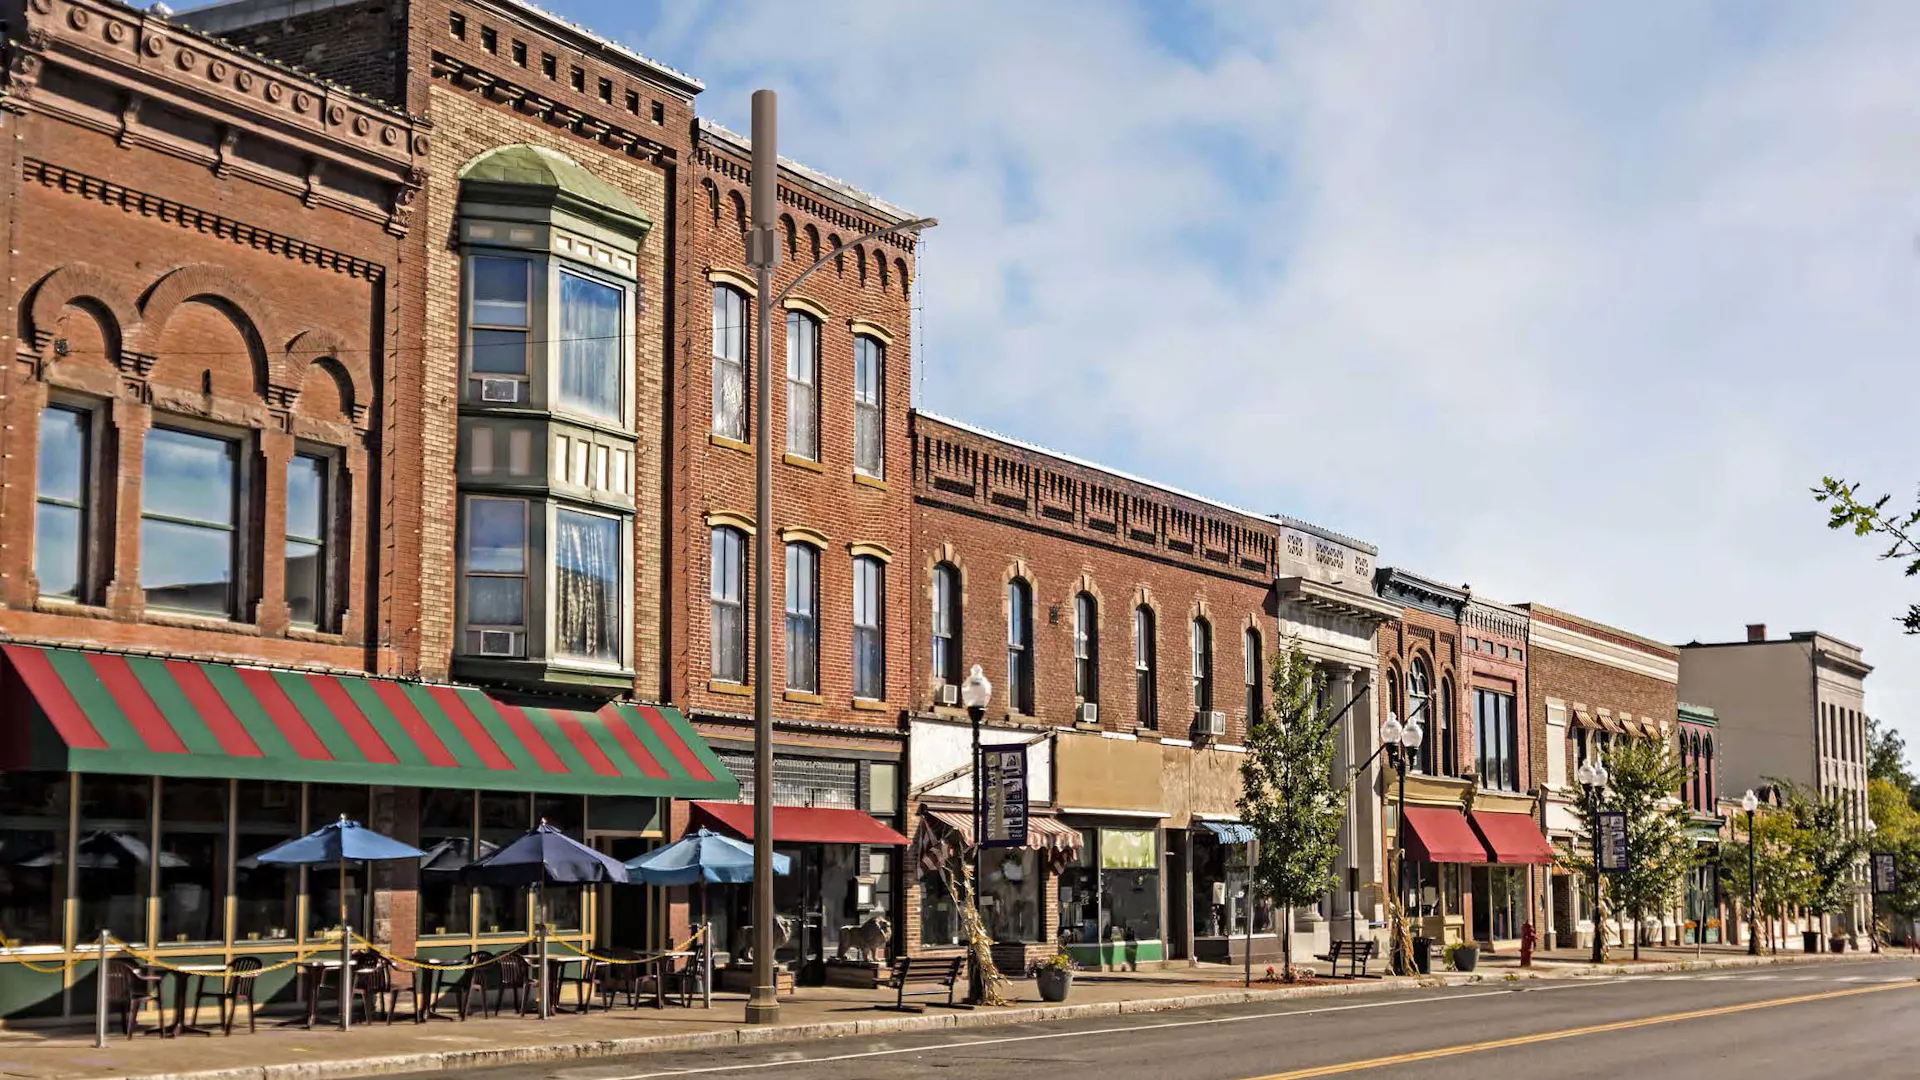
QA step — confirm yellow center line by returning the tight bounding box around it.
[1240,980,1918,1080]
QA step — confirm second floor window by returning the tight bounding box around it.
[785,543,818,693]
[141,426,239,619]
[853,335,884,476]
[285,453,332,630]
[470,256,531,401]
[1191,618,1213,713]
[853,556,885,699]
[464,497,527,656]
[1244,629,1263,721]
[1074,592,1098,702]
[1006,579,1032,713]
[1474,688,1518,791]
[558,272,621,422]
[710,526,746,683]
[712,285,747,441]
[931,563,960,686]
[555,509,620,664]
[786,311,818,459]
[35,404,89,602]
[1408,659,1432,772]
[1135,605,1157,729]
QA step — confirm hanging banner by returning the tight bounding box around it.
[1596,811,1629,873]
[1872,851,1898,895]
[977,743,1029,849]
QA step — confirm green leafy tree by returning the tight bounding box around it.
[1239,637,1345,981]
[1720,807,1815,952]
[1778,781,1867,940]
[1814,478,1920,635]
[1596,738,1693,959]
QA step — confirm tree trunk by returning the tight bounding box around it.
[1633,915,1641,960]
[1281,906,1294,982]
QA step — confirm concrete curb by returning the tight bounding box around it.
[110,952,1899,1080]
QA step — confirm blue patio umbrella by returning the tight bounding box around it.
[462,821,629,885]
[625,827,790,885]
[250,815,425,931]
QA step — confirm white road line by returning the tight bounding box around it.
[556,984,1623,1080]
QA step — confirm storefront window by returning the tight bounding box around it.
[76,775,151,946]
[981,848,1042,943]
[419,789,474,937]
[536,795,584,931]
[158,779,227,944]
[1192,832,1251,938]
[1100,828,1161,943]
[1472,865,1525,941]
[0,773,68,947]
[478,792,529,934]
[234,781,298,942]
[307,784,368,936]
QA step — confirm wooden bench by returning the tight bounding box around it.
[1318,938,1378,978]
[881,955,968,1010]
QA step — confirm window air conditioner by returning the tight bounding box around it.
[479,377,521,403]
[1077,701,1099,725]
[476,630,520,657]
[937,684,959,707]
[1196,710,1226,738]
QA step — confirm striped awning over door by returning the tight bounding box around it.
[0,645,738,798]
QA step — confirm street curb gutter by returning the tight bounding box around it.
[111,953,1900,1080]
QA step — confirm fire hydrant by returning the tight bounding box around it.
[1520,921,1537,967]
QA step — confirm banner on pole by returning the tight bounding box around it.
[977,743,1029,849]
[1872,851,1897,895]
[1596,810,1629,873]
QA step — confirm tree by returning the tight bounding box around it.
[1239,637,1345,981]
[1720,807,1815,952]
[1865,716,1917,811]
[1813,478,1920,635]
[1595,738,1693,959]
[1777,780,1867,942]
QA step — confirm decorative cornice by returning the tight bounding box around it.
[432,53,672,166]
[1374,566,1468,619]
[23,158,386,280]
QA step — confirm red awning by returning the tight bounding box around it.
[1469,810,1556,865]
[692,801,910,846]
[1400,807,1489,864]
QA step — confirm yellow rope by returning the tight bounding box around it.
[0,931,86,974]
[349,934,517,973]
[106,937,334,977]
[549,925,705,965]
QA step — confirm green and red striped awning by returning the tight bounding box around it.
[0,645,739,798]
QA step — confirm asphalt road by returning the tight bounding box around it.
[443,959,1920,1080]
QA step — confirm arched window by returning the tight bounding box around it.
[805,224,821,263]
[784,311,818,460]
[1243,628,1263,722]
[1437,676,1454,777]
[1006,579,1033,714]
[852,555,885,700]
[1073,592,1098,703]
[1191,617,1213,714]
[830,233,844,273]
[781,215,796,258]
[1703,735,1716,810]
[708,526,746,683]
[1407,659,1432,773]
[711,285,747,440]
[729,190,747,234]
[853,335,884,477]
[1386,666,1402,734]
[855,245,868,285]
[931,562,960,687]
[1134,605,1157,729]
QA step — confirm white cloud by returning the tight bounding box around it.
[590,1,1920,739]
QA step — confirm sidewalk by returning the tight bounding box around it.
[0,949,1896,1080]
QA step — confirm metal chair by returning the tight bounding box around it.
[380,956,422,1024]
[190,956,263,1035]
[488,949,534,1017]
[445,951,491,1020]
[105,959,164,1038]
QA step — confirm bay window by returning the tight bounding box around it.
[554,509,621,664]
[557,271,622,421]
[710,526,747,683]
[468,256,532,401]
[464,497,528,657]
[853,556,885,700]
[713,285,747,440]
[141,425,239,619]
[786,311,818,459]
[785,543,818,693]
[854,335,884,476]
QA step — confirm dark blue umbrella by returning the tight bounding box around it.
[463,821,628,885]
[625,827,790,885]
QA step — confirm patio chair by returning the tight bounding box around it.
[659,954,700,1008]
[444,951,491,1020]
[551,954,598,1013]
[380,956,423,1024]
[593,949,640,1010]
[190,956,263,1035]
[105,959,164,1038]
[488,949,535,1017]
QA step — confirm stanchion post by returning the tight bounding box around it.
[340,927,352,1032]
[94,928,109,1049]
[538,922,550,1021]
[702,920,713,1009]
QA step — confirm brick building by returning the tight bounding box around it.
[1522,603,1679,950]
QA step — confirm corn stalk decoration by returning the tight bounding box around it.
[934,857,1012,1005]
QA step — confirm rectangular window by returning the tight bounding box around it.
[1244,631,1262,721]
[464,497,527,655]
[234,779,297,942]
[1191,620,1213,712]
[853,336,884,476]
[555,509,621,664]
[710,527,746,683]
[158,778,227,944]
[449,11,465,38]
[1006,582,1032,713]
[651,101,665,124]
[1073,595,1097,702]
[931,564,959,686]
[1474,688,1518,791]
[712,286,747,440]
[141,425,239,618]
[1135,607,1157,729]
[541,53,557,79]
[35,404,89,601]
[570,67,585,92]
[625,89,640,114]
[598,77,613,102]
[285,452,330,630]
[785,312,818,459]
[480,25,496,52]
[558,270,622,421]
[469,256,532,400]
[418,788,474,937]
[512,40,526,66]
[0,772,68,946]
[785,543,818,693]
[77,773,151,946]
[477,792,529,933]
[853,557,885,699]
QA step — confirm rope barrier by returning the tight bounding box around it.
[0,932,88,974]
[348,935,515,973]
[548,924,705,965]
[106,937,334,977]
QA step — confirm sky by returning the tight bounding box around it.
[563,3,1918,742]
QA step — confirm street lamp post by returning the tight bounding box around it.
[1742,788,1759,956]
[741,90,936,1027]
[1379,711,1423,975]
[1576,758,1609,965]
[960,665,993,1004]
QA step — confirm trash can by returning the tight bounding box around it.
[1412,936,1432,975]
[1803,930,1822,954]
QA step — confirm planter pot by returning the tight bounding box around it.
[1035,968,1073,1002]
[1803,931,1822,954]
[1451,945,1479,972]
[1412,937,1432,975]
[1829,936,1846,954]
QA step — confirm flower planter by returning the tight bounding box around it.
[1828,936,1846,954]
[1450,944,1478,972]
[1035,968,1073,1002]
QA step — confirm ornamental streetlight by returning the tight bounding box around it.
[960,664,994,1003]
[1741,788,1759,956]
[1576,758,1610,964]
[743,90,937,1026]
[1380,711,1423,974]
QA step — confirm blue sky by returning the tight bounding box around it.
[563,0,1920,740]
